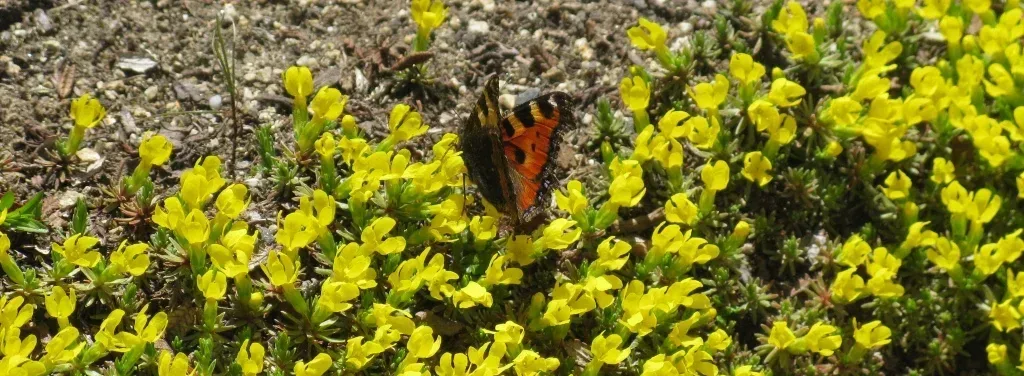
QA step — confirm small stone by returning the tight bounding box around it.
[679,22,693,35]
[117,57,158,74]
[76,148,101,163]
[58,191,85,210]
[209,94,223,110]
[4,61,20,76]
[477,0,496,12]
[34,9,52,33]
[296,55,319,68]
[498,94,516,110]
[144,86,159,101]
[701,0,717,13]
[468,20,490,34]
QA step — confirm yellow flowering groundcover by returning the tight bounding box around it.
[2,0,1024,375]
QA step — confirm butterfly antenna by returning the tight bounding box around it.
[461,174,468,217]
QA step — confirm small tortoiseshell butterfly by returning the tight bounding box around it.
[461,76,577,225]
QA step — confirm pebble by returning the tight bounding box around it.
[297,55,319,68]
[574,38,593,61]
[58,191,86,210]
[468,20,490,34]
[117,57,158,74]
[679,22,693,35]
[144,86,159,101]
[701,0,717,13]
[209,94,223,110]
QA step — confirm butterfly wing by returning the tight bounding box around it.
[500,92,576,221]
[461,76,521,217]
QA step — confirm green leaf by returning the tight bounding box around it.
[73,198,89,235]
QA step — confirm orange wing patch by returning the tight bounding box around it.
[500,94,571,214]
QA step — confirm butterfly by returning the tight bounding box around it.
[460,76,576,225]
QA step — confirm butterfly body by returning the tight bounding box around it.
[461,77,576,224]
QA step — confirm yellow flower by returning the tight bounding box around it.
[988,343,1008,364]
[910,66,947,99]
[976,242,1005,276]
[701,160,730,192]
[262,250,300,287]
[768,321,796,350]
[317,279,359,314]
[282,66,314,102]
[734,365,765,376]
[866,269,904,298]
[826,96,862,127]
[481,254,522,287]
[41,326,84,366]
[966,188,1001,224]
[857,0,885,19]
[294,353,333,376]
[901,222,938,250]
[627,18,667,51]
[70,93,106,128]
[236,339,266,376]
[767,78,806,107]
[345,336,386,370]
[686,115,720,149]
[209,225,257,278]
[51,234,101,268]
[862,31,902,72]
[555,180,588,217]
[1,295,35,329]
[45,286,76,327]
[802,323,842,356]
[309,86,347,123]
[451,281,493,308]
[882,170,911,201]
[741,151,772,187]
[854,320,891,349]
[96,309,126,350]
[109,241,150,277]
[511,350,560,376]
[664,193,698,225]
[1018,172,1024,199]
[198,269,227,301]
[839,235,872,267]
[606,158,646,209]
[772,1,808,36]
[990,299,1021,332]
[851,72,891,102]
[315,132,336,159]
[592,237,630,274]
[930,158,955,184]
[407,326,442,359]
[487,321,525,345]
[918,0,951,19]
[179,209,211,245]
[591,332,630,365]
[158,351,194,376]
[984,64,1016,98]
[965,0,991,14]
[747,100,780,132]
[360,216,407,255]
[785,31,817,61]
[831,268,865,303]
[469,216,498,242]
[688,74,729,111]
[276,211,318,254]
[388,104,429,143]
[825,140,843,157]
[940,16,964,44]
[139,134,173,166]
[125,305,169,345]
[730,53,765,86]
[620,75,650,112]
[411,0,447,34]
